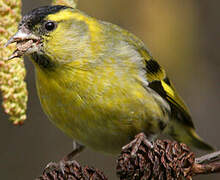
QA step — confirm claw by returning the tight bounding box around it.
[44,160,66,175]
[122,132,154,158]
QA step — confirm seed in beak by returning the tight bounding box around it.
[6,39,34,60]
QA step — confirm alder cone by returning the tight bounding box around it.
[117,139,195,180]
[36,160,107,180]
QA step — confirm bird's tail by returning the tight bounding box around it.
[164,121,214,151]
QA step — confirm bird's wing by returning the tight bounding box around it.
[138,48,195,128]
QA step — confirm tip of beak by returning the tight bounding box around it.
[2,56,17,61]
[7,55,17,61]
[4,37,15,48]
[3,49,21,61]
[4,30,30,47]
[3,54,18,61]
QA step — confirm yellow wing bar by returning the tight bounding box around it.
[139,48,194,128]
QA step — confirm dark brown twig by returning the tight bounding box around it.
[192,162,220,175]
[193,151,220,175]
[195,151,220,164]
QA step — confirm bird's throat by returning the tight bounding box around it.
[31,52,55,69]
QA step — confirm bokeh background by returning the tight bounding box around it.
[0,0,219,179]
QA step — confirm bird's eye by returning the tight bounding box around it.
[44,21,56,31]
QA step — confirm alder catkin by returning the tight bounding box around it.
[0,0,27,125]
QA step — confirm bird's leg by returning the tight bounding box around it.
[122,132,154,157]
[44,141,85,174]
[62,141,85,161]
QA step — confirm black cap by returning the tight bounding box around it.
[20,5,71,29]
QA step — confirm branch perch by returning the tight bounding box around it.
[36,133,220,180]
[193,151,220,175]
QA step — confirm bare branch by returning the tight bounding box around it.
[195,151,220,164]
[193,162,220,175]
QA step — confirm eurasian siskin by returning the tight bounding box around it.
[6,5,213,155]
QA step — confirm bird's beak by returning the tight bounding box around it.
[5,30,40,60]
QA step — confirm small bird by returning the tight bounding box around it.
[6,5,213,155]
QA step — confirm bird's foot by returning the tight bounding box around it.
[44,160,66,174]
[44,142,85,175]
[44,160,81,176]
[122,132,154,157]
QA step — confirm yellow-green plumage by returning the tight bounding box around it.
[9,5,213,153]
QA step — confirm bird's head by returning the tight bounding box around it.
[6,5,98,68]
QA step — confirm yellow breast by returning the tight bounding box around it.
[34,58,168,154]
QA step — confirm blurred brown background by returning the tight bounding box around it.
[0,0,219,179]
